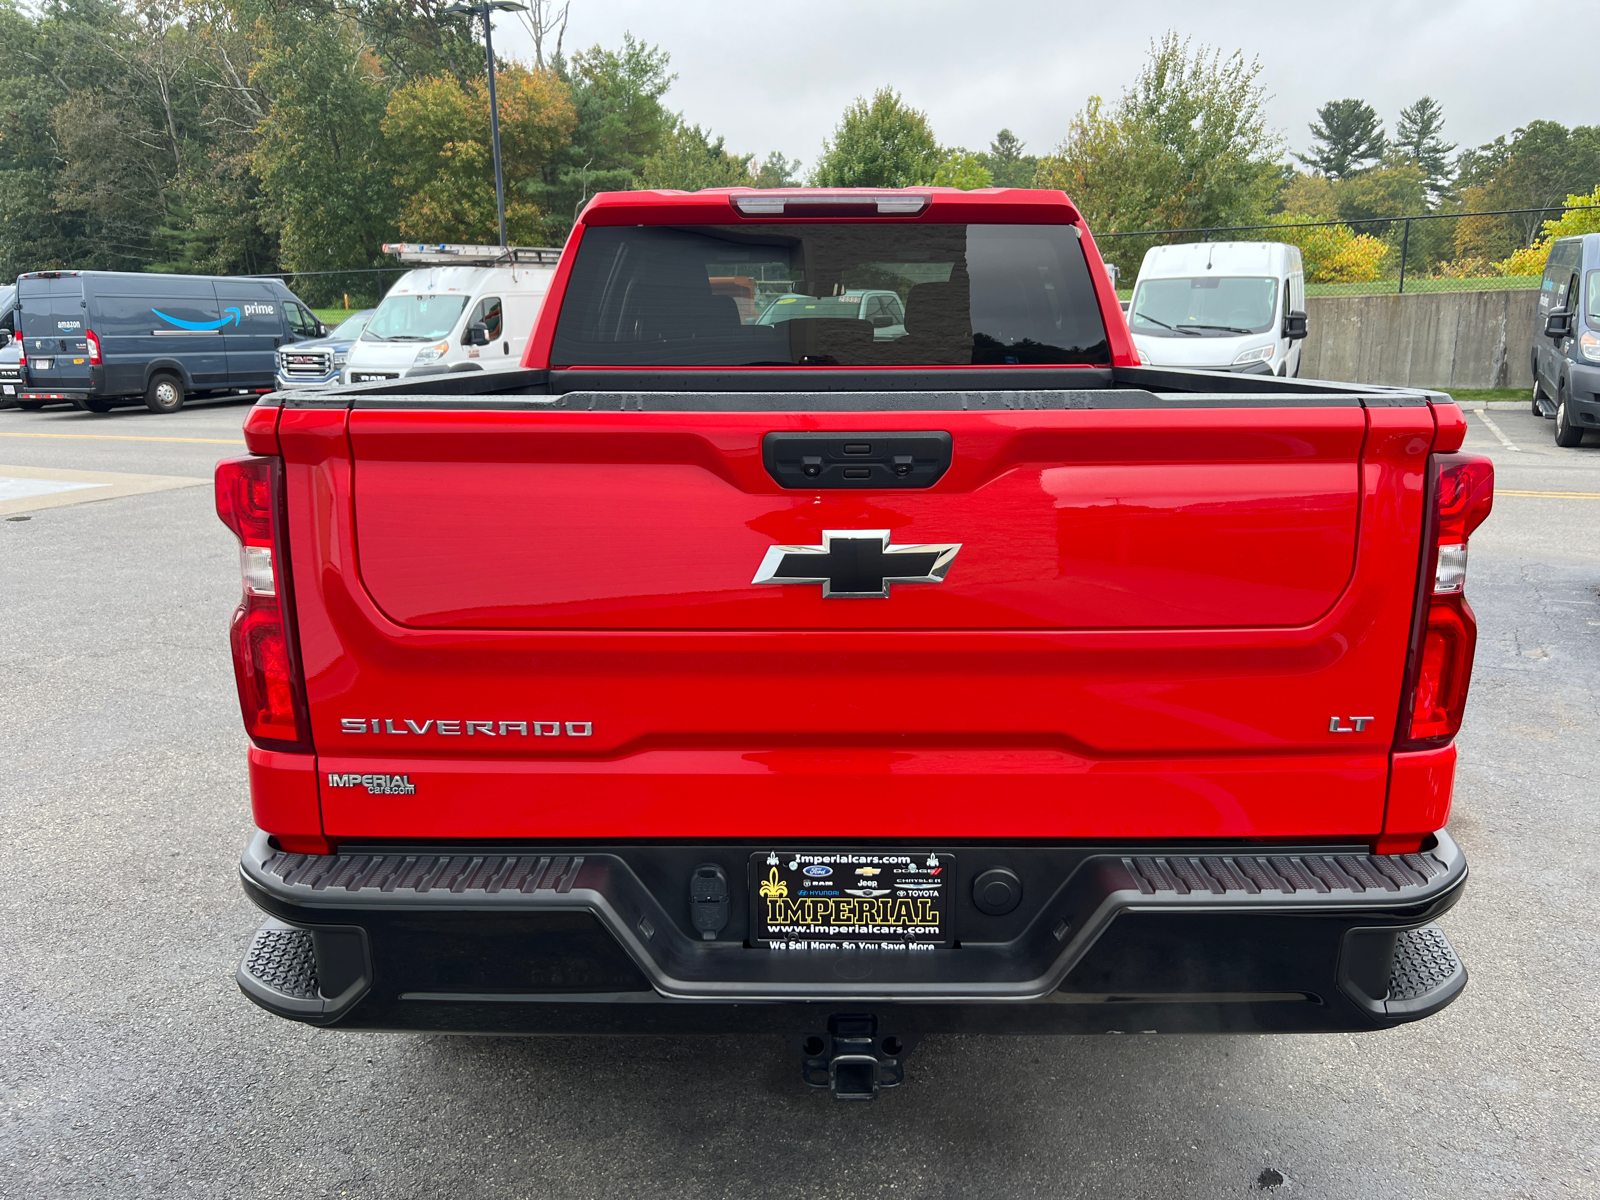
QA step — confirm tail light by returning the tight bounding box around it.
[216,456,311,751]
[85,329,101,365]
[1396,453,1494,749]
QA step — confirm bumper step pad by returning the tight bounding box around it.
[1124,849,1444,897]
[1385,923,1467,1015]
[263,850,586,896]
[243,924,319,1000]
[237,917,371,1023]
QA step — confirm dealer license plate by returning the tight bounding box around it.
[2,385,13,395]
[749,850,954,948]
[33,358,51,369]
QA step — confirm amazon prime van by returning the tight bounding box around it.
[15,270,323,413]
[341,244,559,384]
[1127,242,1308,376]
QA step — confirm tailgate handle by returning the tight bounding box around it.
[763,431,952,490]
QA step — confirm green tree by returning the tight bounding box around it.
[1298,98,1386,180]
[1334,162,1425,226]
[1393,96,1455,203]
[810,87,940,187]
[1501,184,1600,276]
[383,64,575,244]
[1035,33,1279,273]
[930,149,993,190]
[0,0,184,274]
[523,34,676,239]
[980,129,1037,188]
[1456,120,1600,245]
[640,121,755,190]
[252,18,397,299]
[1277,171,1338,218]
[752,151,800,188]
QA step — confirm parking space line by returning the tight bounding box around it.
[0,463,208,516]
[0,431,243,444]
[1475,411,1519,451]
[1497,489,1600,499]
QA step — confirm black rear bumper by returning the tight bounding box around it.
[236,831,1467,1036]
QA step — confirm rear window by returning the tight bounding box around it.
[550,223,1109,367]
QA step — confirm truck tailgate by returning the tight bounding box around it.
[281,393,1434,840]
[349,407,1360,630]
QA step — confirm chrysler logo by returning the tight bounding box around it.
[751,529,961,598]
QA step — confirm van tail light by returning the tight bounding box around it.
[85,329,101,365]
[215,455,311,752]
[1396,453,1494,749]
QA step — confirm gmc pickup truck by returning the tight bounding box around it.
[220,188,1493,1100]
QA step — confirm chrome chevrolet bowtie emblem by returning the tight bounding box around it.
[752,530,961,598]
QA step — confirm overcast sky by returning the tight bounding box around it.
[486,0,1598,175]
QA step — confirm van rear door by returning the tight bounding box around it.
[19,275,91,391]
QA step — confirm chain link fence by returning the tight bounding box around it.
[242,267,410,318]
[1097,204,1599,299]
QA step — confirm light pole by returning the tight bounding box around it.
[442,0,526,248]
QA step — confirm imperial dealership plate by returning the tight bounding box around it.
[749,850,954,948]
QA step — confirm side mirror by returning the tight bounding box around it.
[1283,310,1309,341]
[464,322,491,347]
[0,330,10,347]
[1545,309,1575,340]
[316,323,328,338]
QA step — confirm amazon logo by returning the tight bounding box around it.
[150,304,273,330]
[152,306,241,331]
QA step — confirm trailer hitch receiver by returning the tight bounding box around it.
[793,1014,918,1100]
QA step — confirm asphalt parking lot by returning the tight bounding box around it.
[1,395,1596,1198]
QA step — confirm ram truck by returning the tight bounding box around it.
[221,188,1493,1100]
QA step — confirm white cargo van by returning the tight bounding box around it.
[342,244,559,384]
[1126,242,1308,376]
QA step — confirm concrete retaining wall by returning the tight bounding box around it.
[1300,289,1538,390]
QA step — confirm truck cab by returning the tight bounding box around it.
[341,244,558,385]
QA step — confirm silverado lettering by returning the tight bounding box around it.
[220,186,1492,1100]
[339,718,593,736]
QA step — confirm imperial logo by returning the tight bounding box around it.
[327,773,416,795]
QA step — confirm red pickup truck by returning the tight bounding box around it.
[219,188,1493,1099]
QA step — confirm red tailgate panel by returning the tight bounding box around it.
[316,749,1389,840]
[348,409,1363,630]
[278,403,1434,842]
